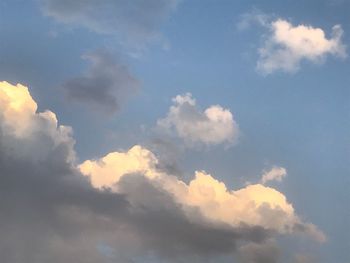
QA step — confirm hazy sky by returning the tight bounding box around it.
[0,1,349,263]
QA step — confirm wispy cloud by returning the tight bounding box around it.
[260,166,287,184]
[40,0,180,48]
[63,49,139,114]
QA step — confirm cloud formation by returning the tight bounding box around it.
[260,166,287,184]
[0,81,245,262]
[257,19,347,74]
[0,81,325,262]
[40,0,179,46]
[80,145,325,242]
[63,49,139,113]
[237,240,280,263]
[157,93,239,147]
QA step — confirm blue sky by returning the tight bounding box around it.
[0,1,349,262]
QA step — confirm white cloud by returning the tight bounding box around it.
[80,145,325,242]
[260,166,287,184]
[257,19,347,74]
[157,93,239,147]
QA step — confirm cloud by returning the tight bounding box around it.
[39,0,180,46]
[0,81,129,262]
[237,240,280,263]
[80,145,325,242]
[0,81,251,262]
[260,166,287,184]
[256,19,347,74]
[0,81,265,262]
[157,93,239,147]
[0,81,325,262]
[294,254,315,263]
[239,12,347,74]
[237,9,270,31]
[63,49,139,114]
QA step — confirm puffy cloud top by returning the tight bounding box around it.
[257,19,346,74]
[157,93,239,147]
[80,145,325,242]
[79,145,159,188]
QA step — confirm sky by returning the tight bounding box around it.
[0,0,349,263]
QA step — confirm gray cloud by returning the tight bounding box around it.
[237,241,280,263]
[40,0,180,46]
[0,140,271,262]
[63,49,139,114]
[117,174,273,261]
[0,81,275,263]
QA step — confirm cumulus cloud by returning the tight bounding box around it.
[39,0,179,46]
[80,145,325,242]
[157,93,239,147]
[0,81,325,262]
[0,81,128,262]
[63,49,139,114]
[257,19,347,74]
[239,11,347,74]
[260,166,287,184]
[0,81,248,262]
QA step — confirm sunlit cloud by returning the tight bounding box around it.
[80,145,325,242]
[239,12,347,74]
[40,0,180,48]
[0,81,325,262]
[157,93,239,147]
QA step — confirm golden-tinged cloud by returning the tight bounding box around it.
[79,145,159,188]
[0,81,326,262]
[0,81,38,136]
[0,81,75,161]
[79,145,325,242]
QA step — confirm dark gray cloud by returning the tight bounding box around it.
[63,49,139,113]
[40,0,180,46]
[237,241,280,263]
[147,137,185,177]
